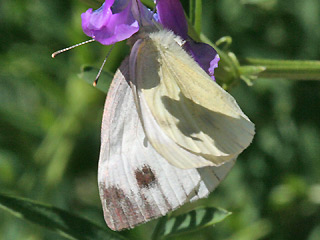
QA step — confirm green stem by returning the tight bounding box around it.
[189,0,202,34]
[189,0,195,25]
[194,0,202,34]
[242,58,320,80]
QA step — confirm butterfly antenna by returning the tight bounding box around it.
[93,44,115,87]
[51,39,95,58]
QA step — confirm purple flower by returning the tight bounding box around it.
[156,0,188,39]
[81,0,139,45]
[81,0,219,79]
[156,0,219,80]
[208,54,220,81]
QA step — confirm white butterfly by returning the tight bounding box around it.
[98,29,255,231]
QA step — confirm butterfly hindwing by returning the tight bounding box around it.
[98,58,236,231]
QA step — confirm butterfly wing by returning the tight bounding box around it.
[129,30,255,169]
[98,58,236,231]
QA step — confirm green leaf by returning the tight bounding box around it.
[79,66,114,94]
[0,193,127,240]
[140,0,155,8]
[152,207,231,240]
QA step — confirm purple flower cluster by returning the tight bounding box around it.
[81,0,219,79]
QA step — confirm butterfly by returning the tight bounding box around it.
[98,29,255,231]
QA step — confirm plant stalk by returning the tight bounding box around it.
[241,58,320,80]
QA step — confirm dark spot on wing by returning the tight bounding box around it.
[102,186,128,230]
[135,165,156,188]
[102,185,144,231]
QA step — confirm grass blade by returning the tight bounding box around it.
[0,193,126,240]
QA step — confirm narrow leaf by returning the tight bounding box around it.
[79,66,114,94]
[152,207,231,240]
[0,193,127,240]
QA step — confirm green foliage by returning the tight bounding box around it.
[79,66,114,93]
[189,0,203,34]
[0,193,126,240]
[0,0,320,240]
[152,208,231,240]
[1,193,230,240]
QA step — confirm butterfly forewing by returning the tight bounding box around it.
[130,30,255,169]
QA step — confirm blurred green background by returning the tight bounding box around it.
[0,0,320,239]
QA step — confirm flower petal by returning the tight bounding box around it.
[156,0,188,39]
[156,0,219,79]
[81,0,139,45]
[185,41,219,80]
[131,0,154,27]
[208,54,220,81]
